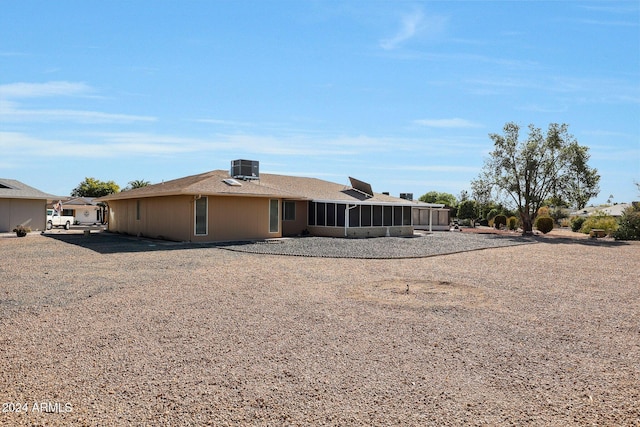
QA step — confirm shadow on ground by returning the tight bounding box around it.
[42,231,229,254]
[41,229,631,257]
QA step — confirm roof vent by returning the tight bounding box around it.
[231,159,259,180]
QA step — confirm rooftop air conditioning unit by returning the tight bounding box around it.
[230,159,259,180]
[399,193,413,201]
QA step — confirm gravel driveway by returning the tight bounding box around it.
[1,231,638,426]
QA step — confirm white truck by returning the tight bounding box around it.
[46,209,74,230]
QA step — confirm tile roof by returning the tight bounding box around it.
[97,170,415,205]
[0,179,56,200]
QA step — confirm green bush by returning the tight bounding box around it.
[613,206,640,240]
[486,209,499,221]
[494,214,507,229]
[535,216,554,234]
[507,216,519,230]
[580,214,618,235]
[570,216,586,232]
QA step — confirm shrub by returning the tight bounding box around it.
[537,206,550,217]
[12,225,31,237]
[535,216,554,234]
[570,216,586,233]
[580,213,618,235]
[613,206,640,240]
[486,209,499,221]
[560,218,571,228]
[507,216,519,230]
[494,214,507,229]
[478,218,489,227]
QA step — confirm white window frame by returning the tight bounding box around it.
[269,199,279,233]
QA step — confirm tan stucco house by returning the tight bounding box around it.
[0,179,55,232]
[97,165,447,243]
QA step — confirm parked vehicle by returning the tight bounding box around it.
[46,209,73,230]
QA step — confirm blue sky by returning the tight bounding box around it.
[1,1,638,205]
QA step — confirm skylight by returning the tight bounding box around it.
[223,178,242,187]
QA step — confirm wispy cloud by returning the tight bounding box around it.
[0,100,156,123]
[413,118,482,128]
[0,81,93,98]
[379,8,447,50]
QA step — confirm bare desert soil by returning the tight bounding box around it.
[1,232,638,426]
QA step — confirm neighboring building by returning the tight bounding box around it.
[47,197,104,225]
[412,203,451,231]
[97,163,447,242]
[570,203,634,218]
[0,179,55,232]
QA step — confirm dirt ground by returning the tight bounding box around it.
[0,232,638,426]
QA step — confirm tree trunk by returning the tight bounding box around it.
[520,210,534,235]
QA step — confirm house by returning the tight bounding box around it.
[0,179,55,232]
[97,162,448,242]
[47,197,105,225]
[570,203,634,218]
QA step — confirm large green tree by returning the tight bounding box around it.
[71,177,120,197]
[472,122,600,235]
[419,191,457,207]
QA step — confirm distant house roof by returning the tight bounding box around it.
[97,170,416,205]
[53,197,99,206]
[0,179,55,200]
[599,204,632,217]
[570,203,634,217]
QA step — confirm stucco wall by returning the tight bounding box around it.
[204,196,281,242]
[107,196,192,241]
[282,200,308,237]
[108,195,283,243]
[0,199,46,232]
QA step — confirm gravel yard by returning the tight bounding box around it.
[0,231,638,426]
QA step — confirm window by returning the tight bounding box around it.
[336,204,346,227]
[383,206,393,226]
[308,201,316,225]
[373,205,383,226]
[361,205,372,227]
[269,199,279,233]
[403,206,412,225]
[326,203,336,226]
[195,197,208,235]
[316,202,326,225]
[136,200,141,221]
[283,201,296,221]
[349,205,360,227]
[393,206,403,226]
